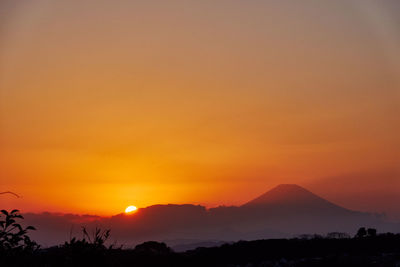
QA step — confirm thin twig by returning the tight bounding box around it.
[0,191,21,198]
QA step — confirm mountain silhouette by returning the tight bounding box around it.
[244,184,336,206]
[22,184,400,247]
[241,184,352,216]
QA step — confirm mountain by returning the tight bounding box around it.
[244,184,339,206]
[22,184,400,247]
[226,184,376,236]
[241,184,353,215]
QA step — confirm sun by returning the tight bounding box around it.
[125,205,137,214]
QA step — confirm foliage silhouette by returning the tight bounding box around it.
[0,209,39,253]
[64,226,111,250]
[355,227,367,238]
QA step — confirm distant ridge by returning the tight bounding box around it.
[22,184,399,246]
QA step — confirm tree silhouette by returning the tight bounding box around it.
[355,227,367,238]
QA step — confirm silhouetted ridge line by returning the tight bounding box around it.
[17,184,397,247]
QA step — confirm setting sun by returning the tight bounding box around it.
[125,206,137,214]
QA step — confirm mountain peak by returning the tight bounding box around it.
[271,184,309,192]
[242,184,338,209]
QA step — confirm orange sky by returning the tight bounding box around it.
[1,1,399,217]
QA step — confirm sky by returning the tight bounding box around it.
[0,0,399,218]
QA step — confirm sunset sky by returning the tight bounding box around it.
[1,1,399,218]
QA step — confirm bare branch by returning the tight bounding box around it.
[0,191,21,198]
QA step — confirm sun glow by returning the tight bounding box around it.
[125,205,137,213]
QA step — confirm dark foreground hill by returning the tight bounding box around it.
[2,233,400,266]
[24,184,399,247]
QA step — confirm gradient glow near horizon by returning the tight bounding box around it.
[0,1,399,217]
